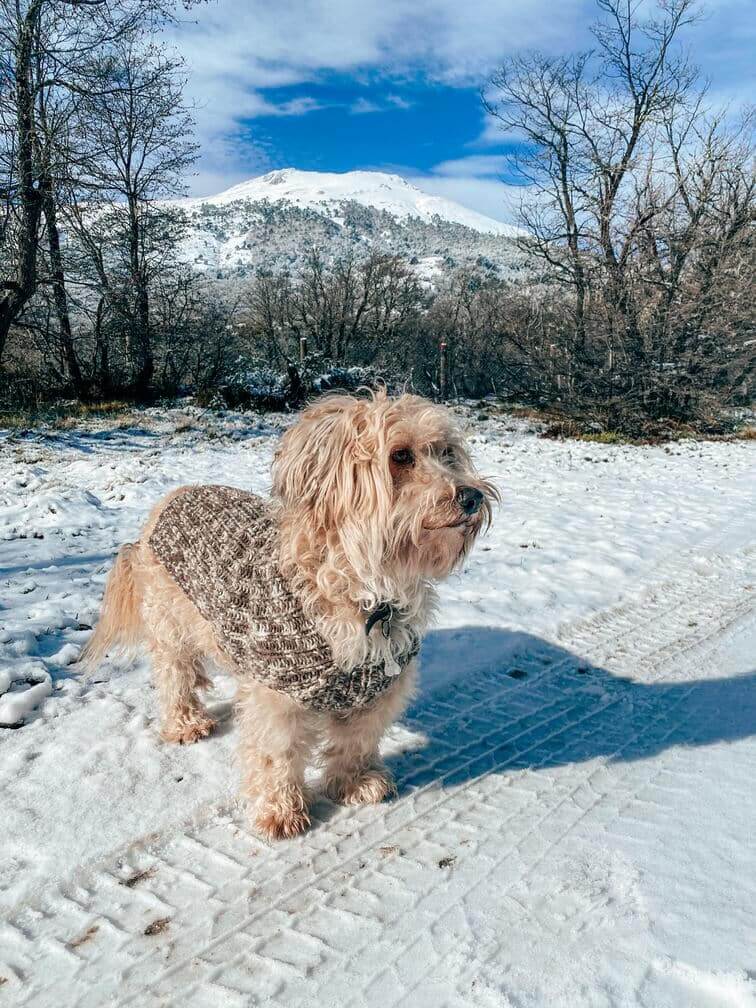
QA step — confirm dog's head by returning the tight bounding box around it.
[273,390,498,591]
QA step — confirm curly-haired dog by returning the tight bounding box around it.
[83,391,497,841]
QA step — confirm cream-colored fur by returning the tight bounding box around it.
[82,390,497,841]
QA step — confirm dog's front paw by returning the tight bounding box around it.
[255,803,310,842]
[161,711,216,745]
[325,768,397,806]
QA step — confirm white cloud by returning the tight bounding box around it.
[170,0,755,196]
[407,172,525,226]
[473,111,518,148]
[188,166,261,199]
[182,129,273,198]
[350,95,416,114]
[349,97,382,115]
[400,152,530,226]
[432,154,510,178]
[170,0,590,189]
[274,97,324,116]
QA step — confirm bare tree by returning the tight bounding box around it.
[241,251,425,367]
[634,106,755,404]
[482,0,755,419]
[0,0,200,400]
[0,0,149,362]
[65,38,198,396]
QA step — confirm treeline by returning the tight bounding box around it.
[0,0,231,404]
[481,0,755,422]
[1,0,753,428]
[242,0,755,424]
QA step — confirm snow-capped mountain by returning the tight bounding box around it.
[193,168,519,237]
[176,168,528,284]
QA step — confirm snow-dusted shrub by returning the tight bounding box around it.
[214,357,392,412]
[216,363,292,411]
[307,361,384,395]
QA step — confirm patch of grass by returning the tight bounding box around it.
[534,411,747,445]
[507,404,551,423]
[52,401,132,427]
[0,410,31,429]
[540,418,681,445]
[0,399,132,430]
[483,399,754,444]
[581,430,632,445]
[538,418,642,443]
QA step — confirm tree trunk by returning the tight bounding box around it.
[42,193,89,399]
[92,296,113,396]
[126,195,153,397]
[0,0,45,361]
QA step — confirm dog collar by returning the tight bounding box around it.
[365,602,395,638]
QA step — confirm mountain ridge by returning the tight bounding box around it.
[176,167,529,283]
[184,167,520,238]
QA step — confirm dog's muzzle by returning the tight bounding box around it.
[456,486,484,516]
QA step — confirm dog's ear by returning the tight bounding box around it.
[272,395,389,531]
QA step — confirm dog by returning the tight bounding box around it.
[82,390,497,841]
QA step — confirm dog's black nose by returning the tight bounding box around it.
[456,486,484,515]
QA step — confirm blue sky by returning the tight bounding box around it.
[172,0,755,223]
[233,77,493,177]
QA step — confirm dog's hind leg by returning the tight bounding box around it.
[322,662,417,805]
[140,552,217,745]
[236,681,319,841]
[150,643,216,745]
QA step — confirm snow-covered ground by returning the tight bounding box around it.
[0,404,754,1007]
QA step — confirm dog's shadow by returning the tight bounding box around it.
[382,626,756,794]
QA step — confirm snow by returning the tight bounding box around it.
[172,169,530,282]
[0,668,52,727]
[185,168,522,237]
[0,404,754,1006]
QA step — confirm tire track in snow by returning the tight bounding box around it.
[2,535,753,1008]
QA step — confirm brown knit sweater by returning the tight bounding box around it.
[147,485,419,711]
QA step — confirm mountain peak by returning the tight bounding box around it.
[192,168,519,237]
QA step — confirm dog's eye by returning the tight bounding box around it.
[441,446,456,464]
[390,448,415,467]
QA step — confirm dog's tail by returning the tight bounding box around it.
[79,543,142,669]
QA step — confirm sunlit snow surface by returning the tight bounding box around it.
[0,403,754,1007]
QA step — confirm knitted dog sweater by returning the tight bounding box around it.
[147,485,419,712]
